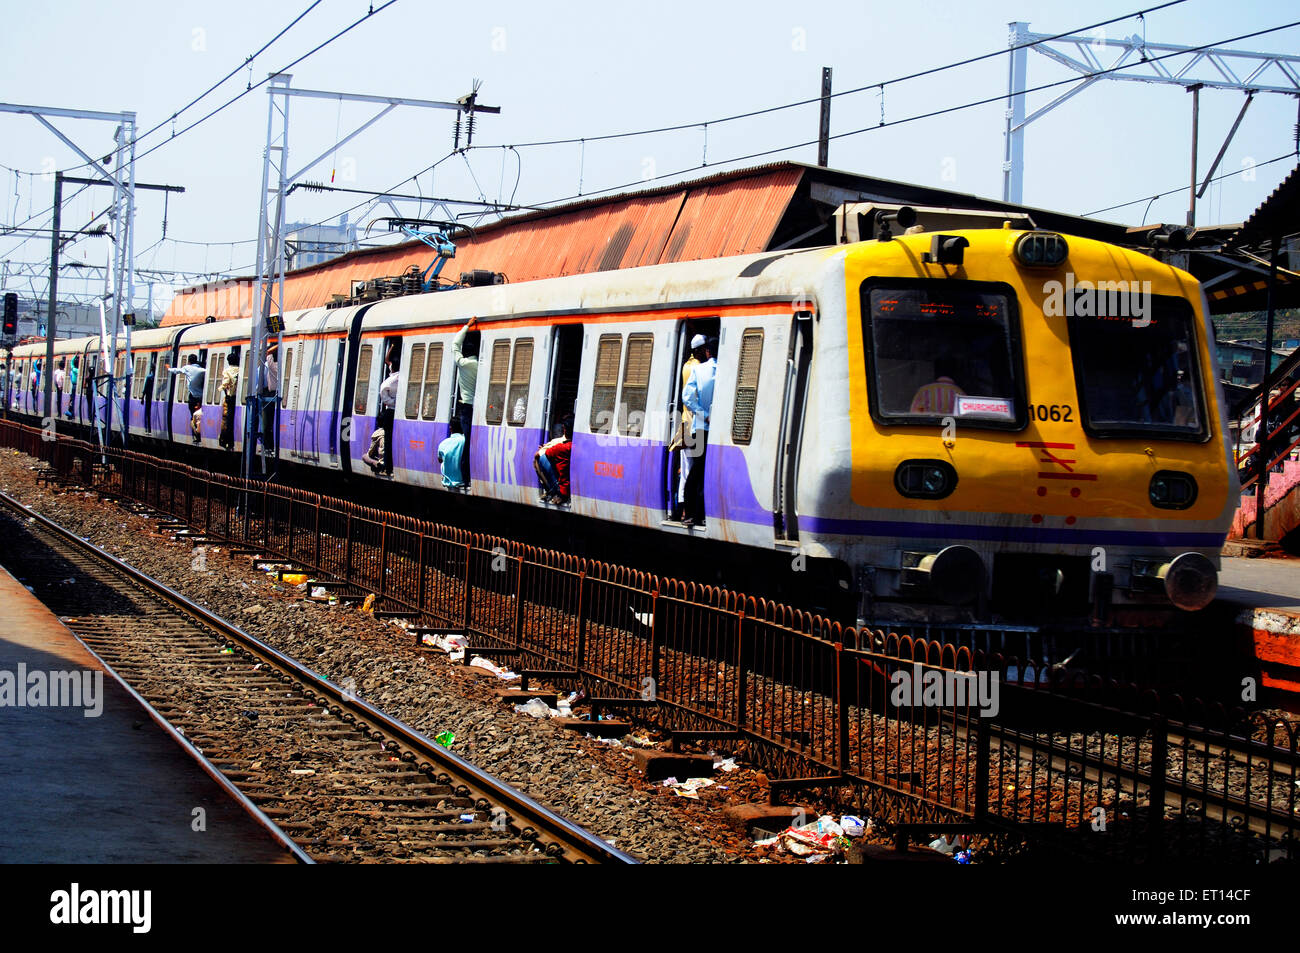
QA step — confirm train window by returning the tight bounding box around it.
[861,279,1025,430]
[590,334,622,435]
[156,356,171,400]
[421,343,443,420]
[619,333,654,437]
[732,329,764,445]
[354,344,374,415]
[1067,296,1205,440]
[133,356,148,399]
[206,354,221,404]
[405,344,426,419]
[485,340,511,425]
[507,338,533,426]
[282,348,294,409]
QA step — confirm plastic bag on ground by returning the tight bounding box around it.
[514,698,555,719]
[469,656,519,680]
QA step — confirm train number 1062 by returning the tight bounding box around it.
[1028,403,1074,422]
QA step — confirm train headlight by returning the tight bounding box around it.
[1149,470,1198,509]
[894,459,957,499]
[1013,232,1068,268]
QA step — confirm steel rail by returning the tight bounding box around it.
[0,489,637,865]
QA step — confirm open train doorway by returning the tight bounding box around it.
[545,324,583,438]
[664,316,719,520]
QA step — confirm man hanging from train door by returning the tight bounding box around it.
[451,316,480,484]
[680,337,717,528]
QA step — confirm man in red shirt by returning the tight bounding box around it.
[534,416,573,505]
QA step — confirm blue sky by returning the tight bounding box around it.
[1,0,1296,312]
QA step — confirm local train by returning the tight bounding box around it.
[3,212,1239,623]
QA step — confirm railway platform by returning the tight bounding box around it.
[0,565,296,863]
[1218,556,1300,698]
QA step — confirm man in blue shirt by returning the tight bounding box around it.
[680,337,717,528]
[438,417,468,488]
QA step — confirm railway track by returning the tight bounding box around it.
[0,490,635,865]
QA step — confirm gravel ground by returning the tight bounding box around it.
[1,448,887,864]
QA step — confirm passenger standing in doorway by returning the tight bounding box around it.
[671,335,703,521]
[680,337,717,528]
[169,354,206,444]
[67,357,79,419]
[261,342,279,456]
[437,417,468,488]
[376,347,400,476]
[451,317,479,484]
[219,352,238,449]
[53,359,66,419]
[142,357,155,433]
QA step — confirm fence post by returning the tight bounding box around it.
[378,521,389,599]
[974,711,991,824]
[287,495,295,563]
[512,557,525,648]
[736,610,747,734]
[836,641,849,775]
[344,512,354,584]
[415,533,427,615]
[576,570,588,672]
[649,589,661,697]
[1147,713,1168,862]
[460,542,474,628]
[313,501,321,573]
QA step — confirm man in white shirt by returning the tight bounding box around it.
[53,359,66,419]
[260,343,279,456]
[376,350,400,476]
[451,317,479,482]
[169,354,206,444]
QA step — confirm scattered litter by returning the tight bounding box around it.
[289,768,315,776]
[282,573,307,586]
[458,813,475,823]
[241,710,258,721]
[219,647,235,655]
[60,577,76,585]
[840,815,869,838]
[756,815,848,858]
[955,849,973,864]
[360,593,376,616]
[713,757,738,773]
[514,698,555,719]
[929,836,956,855]
[664,777,714,799]
[434,731,455,747]
[469,656,519,680]
[420,632,466,660]
[310,586,327,599]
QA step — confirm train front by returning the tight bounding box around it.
[821,226,1237,624]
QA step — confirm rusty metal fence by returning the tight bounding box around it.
[7,419,1298,862]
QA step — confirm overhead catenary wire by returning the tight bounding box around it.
[1086,154,1298,216]
[517,19,1300,212]
[462,1,1190,153]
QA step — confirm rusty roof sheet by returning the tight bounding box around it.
[164,165,802,325]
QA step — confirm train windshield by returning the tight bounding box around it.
[862,280,1025,429]
[1067,296,1205,439]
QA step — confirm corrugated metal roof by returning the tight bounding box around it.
[164,164,802,326]
[1228,164,1300,247]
